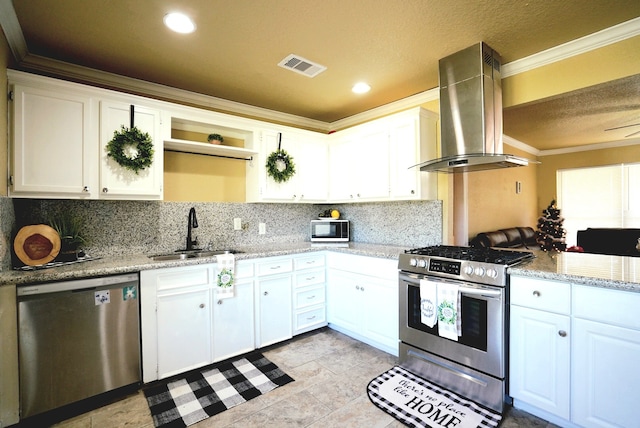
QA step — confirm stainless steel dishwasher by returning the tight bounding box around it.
[17,273,141,418]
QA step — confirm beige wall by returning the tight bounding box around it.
[466,145,539,238]
[164,129,246,202]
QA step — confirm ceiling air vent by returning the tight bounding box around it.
[278,54,327,78]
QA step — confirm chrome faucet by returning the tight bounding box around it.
[186,207,199,250]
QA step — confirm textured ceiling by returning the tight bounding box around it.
[9,0,640,150]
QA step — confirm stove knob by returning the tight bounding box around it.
[463,265,475,276]
[474,266,485,277]
[409,258,417,267]
[417,259,427,268]
[486,268,498,279]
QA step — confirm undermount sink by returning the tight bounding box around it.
[149,249,243,261]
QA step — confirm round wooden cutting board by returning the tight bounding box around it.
[14,224,61,266]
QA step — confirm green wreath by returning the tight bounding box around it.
[266,149,296,183]
[106,125,154,174]
[217,268,234,288]
[437,300,457,325]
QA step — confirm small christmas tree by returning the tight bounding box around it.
[536,199,567,252]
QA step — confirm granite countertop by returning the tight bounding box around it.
[509,250,640,293]
[0,242,410,286]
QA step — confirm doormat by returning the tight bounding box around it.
[144,352,294,428]
[367,366,502,428]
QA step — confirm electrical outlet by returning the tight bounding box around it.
[233,218,242,230]
[259,223,266,235]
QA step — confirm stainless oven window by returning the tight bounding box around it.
[406,283,488,351]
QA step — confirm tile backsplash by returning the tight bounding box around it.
[4,197,442,269]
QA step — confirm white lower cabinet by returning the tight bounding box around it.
[571,285,640,428]
[510,276,640,428]
[255,256,293,348]
[510,305,570,419]
[141,264,213,381]
[293,253,327,335]
[326,253,398,355]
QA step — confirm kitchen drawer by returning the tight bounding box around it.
[510,276,570,314]
[294,268,325,288]
[573,285,640,329]
[294,306,326,332]
[294,285,325,310]
[294,254,325,271]
[155,265,211,292]
[235,260,254,279]
[256,257,293,276]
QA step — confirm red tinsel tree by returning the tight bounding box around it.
[536,199,567,252]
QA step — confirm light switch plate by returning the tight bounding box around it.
[259,223,266,235]
[233,218,242,230]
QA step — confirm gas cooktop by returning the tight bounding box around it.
[398,245,535,287]
[404,245,534,265]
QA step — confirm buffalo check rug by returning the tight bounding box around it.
[367,366,502,428]
[144,352,294,428]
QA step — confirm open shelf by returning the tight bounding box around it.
[164,138,257,160]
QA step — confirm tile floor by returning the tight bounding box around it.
[47,328,557,427]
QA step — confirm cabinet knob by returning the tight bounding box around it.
[102,187,109,193]
[264,291,268,296]
[293,194,297,199]
[532,290,541,297]
[558,330,567,337]
[199,303,205,308]
[217,300,223,305]
[83,186,89,192]
[411,189,415,194]
[355,285,360,291]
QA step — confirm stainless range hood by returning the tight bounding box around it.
[417,42,530,173]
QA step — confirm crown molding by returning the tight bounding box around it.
[537,138,640,156]
[503,135,540,156]
[502,17,640,78]
[0,0,27,61]
[18,54,331,132]
[329,88,439,131]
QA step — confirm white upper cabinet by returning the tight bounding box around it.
[8,70,165,200]
[247,129,328,203]
[99,101,163,199]
[389,108,438,200]
[328,120,389,202]
[9,83,97,198]
[328,107,437,203]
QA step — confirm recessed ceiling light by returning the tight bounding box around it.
[352,82,371,94]
[163,12,196,34]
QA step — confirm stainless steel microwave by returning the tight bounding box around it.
[310,219,349,242]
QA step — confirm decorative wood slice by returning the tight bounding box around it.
[14,224,61,266]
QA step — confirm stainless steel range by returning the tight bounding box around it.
[398,245,534,413]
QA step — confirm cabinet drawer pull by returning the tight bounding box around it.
[558,330,567,337]
[306,261,316,265]
[307,295,316,299]
[532,290,541,297]
[306,315,316,320]
[270,266,281,270]
[305,276,315,281]
[199,303,205,308]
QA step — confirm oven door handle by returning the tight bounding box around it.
[459,286,502,298]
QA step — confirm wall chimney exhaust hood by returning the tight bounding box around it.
[416,42,531,173]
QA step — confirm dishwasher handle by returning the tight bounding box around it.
[17,273,139,296]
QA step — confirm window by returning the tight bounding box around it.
[557,163,640,246]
